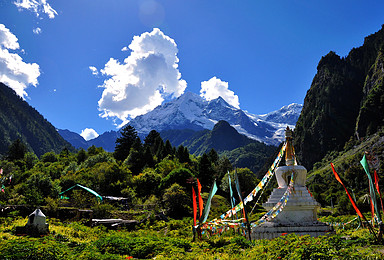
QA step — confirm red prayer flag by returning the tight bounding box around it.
[331,163,364,219]
[374,170,384,215]
[192,187,197,226]
[370,198,375,225]
[197,179,204,218]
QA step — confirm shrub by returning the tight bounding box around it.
[159,167,194,190]
[92,203,115,219]
[41,152,58,163]
[0,238,68,259]
[162,183,190,218]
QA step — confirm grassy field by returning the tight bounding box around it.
[1,213,384,259]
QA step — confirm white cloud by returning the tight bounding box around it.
[33,27,42,34]
[121,46,129,52]
[89,66,98,76]
[97,28,187,125]
[0,24,40,98]
[200,77,240,108]
[80,128,99,141]
[14,0,58,19]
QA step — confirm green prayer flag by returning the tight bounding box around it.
[228,172,235,209]
[59,184,103,201]
[360,154,381,222]
[234,169,242,201]
[360,154,370,176]
[200,180,218,224]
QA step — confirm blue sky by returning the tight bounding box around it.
[1,0,384,140]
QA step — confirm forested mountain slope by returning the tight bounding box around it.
[294,25,384,170]
[0,83,72,157]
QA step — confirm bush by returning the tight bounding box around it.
[93,232,192,259]
[132,168,162,198]
[80,152,115,169]
[159,167,194,190]
[45,197,59,216]
[0,238,68,259]
[41,152,58,163]
[162,183,190,218]
[92,203,115,219]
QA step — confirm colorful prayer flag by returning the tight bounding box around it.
[200,180,218,223]
[227,172,235,212]
[197,179,204,218]
[360,155,381,222]
[331,163,364,219]
[374,170,384,215]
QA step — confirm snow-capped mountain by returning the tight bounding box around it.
[129,92,302,146]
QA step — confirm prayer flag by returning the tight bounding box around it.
[197,179,204,218]
[228,172,235,210]
[192,187,197,226]
[331,163,364,219]
[360,155,381,222]
[200,180,218,223]
[374,170,384,215]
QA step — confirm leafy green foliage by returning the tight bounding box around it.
[306,129,384,211]
[220,168,260,198]
[132,168,162,198]
[197,153,215,187]
[163,183,191,218]
[222,143,276,178]
[6,139,27,161]
[159,167,194,190]
[1,217,383,259]
[41,151,58,163]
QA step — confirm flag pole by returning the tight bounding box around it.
[235,168,252,241]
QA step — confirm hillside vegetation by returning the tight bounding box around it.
[294,25,384,170]
[1,215,383,259]
[0,83,72,157]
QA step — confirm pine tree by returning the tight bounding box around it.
[114,125,140,161]
[124,148,144,175]
[6,139,27,161]
[208,148,219,165]
[197,153,215,187]
[144,130,163,154]
[163,140,174,158]
[143,146,155,168]
[176,145,191,163]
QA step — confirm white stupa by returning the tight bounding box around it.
[251,127,333,239]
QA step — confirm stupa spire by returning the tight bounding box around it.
[285,126,295,166]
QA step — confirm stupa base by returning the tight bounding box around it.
[251,222,334,240]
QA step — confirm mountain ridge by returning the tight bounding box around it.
[293,24,384,170]
[128,91,302,146]
[0,83,73,157]
[59,95,302,152]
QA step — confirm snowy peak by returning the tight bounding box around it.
[128,92,302,146]
[129,92,210,133]
[259,103,303,125]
